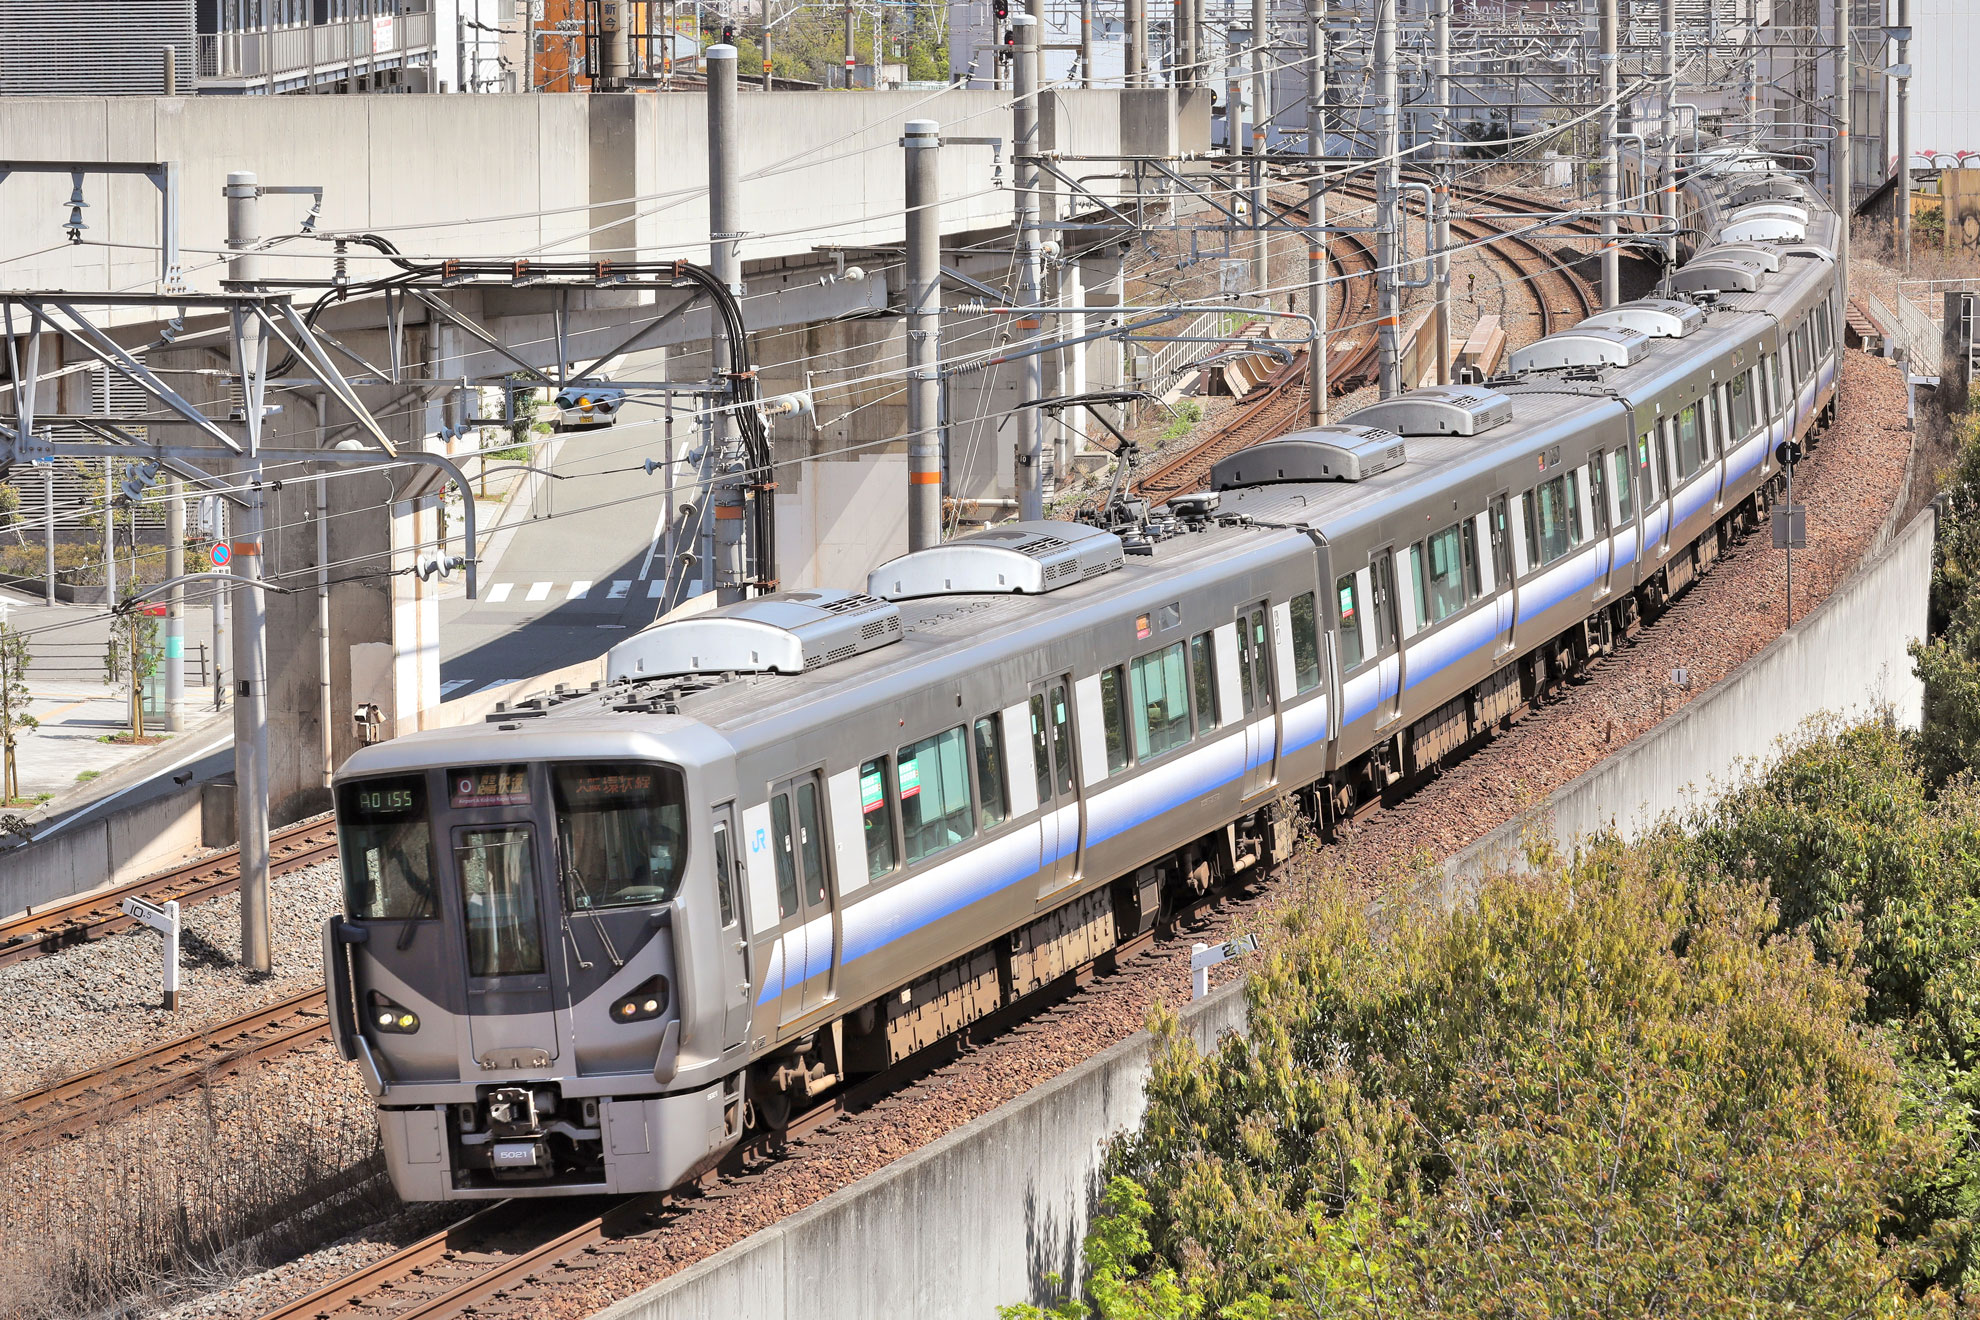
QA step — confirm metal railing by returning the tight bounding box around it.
[198,11,434,84]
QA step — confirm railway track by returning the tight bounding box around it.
[0,813,338,968]
[0,988,332,1154]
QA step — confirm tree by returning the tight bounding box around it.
[104,595,159,740]
[1912,405,1980,784]
[0,622,35,803]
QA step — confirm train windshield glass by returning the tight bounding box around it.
[338,775,437,921]
[551,762,690,909]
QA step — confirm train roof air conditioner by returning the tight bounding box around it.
[1508,325,1650,373]
[1729,202,1810,226]
[1690,242,1784,273]
[1209,425,1406,489]
[1717,216,1805,244]
[1577,298,1705,339]
[1728,174,1805,208]
[1669,257,1765,293]
[866,519,1124,599]
[605,588,902,681]
[1344,385,1514,437]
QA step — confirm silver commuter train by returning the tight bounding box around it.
[324,152,1845,1201]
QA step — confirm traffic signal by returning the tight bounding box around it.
[993,0,1008,18]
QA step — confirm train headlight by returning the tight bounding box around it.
[366,990,420,1034]
[610,975,670,1024]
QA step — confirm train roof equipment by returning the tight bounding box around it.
[1507,325,1651,374]
[1577,298,1706,339]
[605,588,903,681]
[1669,256,1766,294]
[1209,425,1406,489]
[1717,215,1806,244]
[1344,385,1515,437]
[1688,242,1784,273]
[866,519,1125,600]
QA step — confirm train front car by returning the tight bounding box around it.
[323,717,747,1201]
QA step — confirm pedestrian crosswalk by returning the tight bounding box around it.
[472,579,659,607]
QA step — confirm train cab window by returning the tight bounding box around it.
[857,757,898,880]
[552,763,689,909]
[1129,642,1192,762]
[339,775,436,921]
[1728,371,1755,441]
[1289,592,1323,691]
[1411,524,1467,626]
[1524,473,1581,567]
[1673,404,1703,478]
[1028,695,1053,803]
[1610,449,1634,521]
[898,726,974,865]
[973,718,1009,828]
[1335,576,1365,670]
[1190,631,1220,730]
[770,795,801,918]
[1098,667,1131,774]
[455,826,545,978]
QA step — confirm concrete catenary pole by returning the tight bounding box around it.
[1013,11,1045,520]
[42,466,54,606]
[103,459,115,605]
[707,45,748,604]
[844,1,856,87]
[1126,0,1146,85]
[1433,0,1451,384]
[763,15,774,90]
[1250,0,1270,298]
[1374,0,1401,398]
[1896,0,1910,267]
[1174,0,1191,88]
[904,120,944,550]
[1832,0,1849,335]
[165,474,185,732]
[1080,0,1094,86]
[1306,0,1327,424]
[1599,0,1620,309]
[1661,0,1677,267]
[225,169,272,974]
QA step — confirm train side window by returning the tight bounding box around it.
[1129,643,1192,762]
[1528,473,1580,565]
[973,717,1009,828]
[1049,684,1074,796]
[1728,371,1754,440]
[1488,495,1512,584]
[857,757,898,880]
[1815,305,1832,357]
[1289,592,1322,690]
[1768,353,1784,415]
[1673,404,1702,477]
[1097,668,1131,774]
[1635,431,1656,503]
[1190,631,1221,730]
[1611,448,1634,521]
[794,782,828,907]
[1335,576,1365,670]
[1413,524,1466,624]
[897,725,974,865]
[769,794,800,919]
[1460,518,1482,598]
[712,822,737,927]
[1027,695,1053,804]
[1236,613,1258,712]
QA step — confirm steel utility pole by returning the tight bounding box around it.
[1174,0,1191,88]
[165,474,185,732]
[1250,0,1270,298]
[1433,0,1451,385]
[103,459,115,605]
[904,120,943,550]
[1013,11,1045,520]
[1126,0,1145,84]
[1895,0,1910,267]
[1599,0,1620,309]
[1832,0,1850,330]
[1661,0,1677,267]
[1374,0,1401,397]
[707,45,748,604]
[1306,0,1327,423]
[224,170,272,974]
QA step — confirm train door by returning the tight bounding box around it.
[452,813,567,1071]
[1489,493,1516,656]
[1236,602,1277,798]
[767,772,838,1024]
[1370,554,1403,728]
[710,804,752,1052]
[1588,453,1613,597]
[1030,678,1081,895]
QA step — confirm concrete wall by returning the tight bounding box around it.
[0,782,203,920]
[596,981,1249,1320]
[1449,506,1937,881]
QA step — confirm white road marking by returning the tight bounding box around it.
[473,677,517,694]
[608,580,630,599]
[484,582,514,604]
[526,581,551,601]
[638,500,669,580]
[647,580,666,598]
[440,679,473,697]
[567,580,592,600]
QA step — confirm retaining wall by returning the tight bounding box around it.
[0,781,204,919]
[1447,505,1936,882]
[594,983,1250,1320]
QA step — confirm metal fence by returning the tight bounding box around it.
[198,10,434,82]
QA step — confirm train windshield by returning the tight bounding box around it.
[338,775,438,920]
[552,761,690,910]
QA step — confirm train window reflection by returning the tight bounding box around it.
[1673,404,1703,477]
[1412,528,1467,627]
[456,826,545,977]
[1191,632,1220,730]
[1336,576,1364,670]
[974,718,1009,828]
[339,775,436,921]
[859,757,898,879]
[1129,644,1191,762]
[1098,668,1131,773]
[1525,473,1581,567]
[899,726,974,865]
[1290,593,1322,691]
[552,761,688,910]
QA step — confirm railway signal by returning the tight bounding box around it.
[121,896,181,1010]
[1773,440,1807,630]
